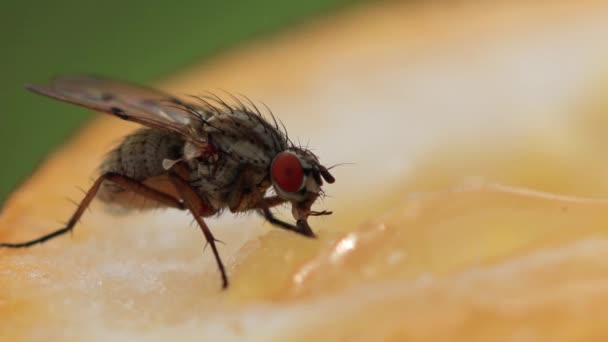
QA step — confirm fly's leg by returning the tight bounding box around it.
[255,196,316,238]
[223,164,312,237]
[0,173,185,248]
[260,207,316,238]
[167,167,227,289]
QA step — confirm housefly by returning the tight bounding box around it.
[0,75,335,289]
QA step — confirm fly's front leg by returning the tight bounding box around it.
[0,173,185,248]
[168,165,227,289]
[255,196,316,238]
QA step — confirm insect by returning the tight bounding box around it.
[0,75,335,289]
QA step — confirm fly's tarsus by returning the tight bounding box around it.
[0,226,72,248]
[309,210,333,216]
[0,173,185,249]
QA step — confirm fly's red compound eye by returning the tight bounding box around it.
[271,152,304,192]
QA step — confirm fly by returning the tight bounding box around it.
[0,75,335,289]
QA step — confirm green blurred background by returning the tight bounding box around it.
[0,0,360,204]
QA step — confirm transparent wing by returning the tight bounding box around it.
[26,75,208,141]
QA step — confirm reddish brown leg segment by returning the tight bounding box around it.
[168,170,228,289]
[0,173,184,248]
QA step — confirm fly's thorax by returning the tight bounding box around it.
[205,109,286,165]
[186,144,270,212]
[175,108,287,211]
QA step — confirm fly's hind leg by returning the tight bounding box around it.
[0,173,185,248]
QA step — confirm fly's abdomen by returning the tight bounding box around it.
[97,128,184,210]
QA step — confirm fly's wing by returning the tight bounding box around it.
[26,75,209,143]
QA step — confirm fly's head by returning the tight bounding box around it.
[270,148,335,230]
